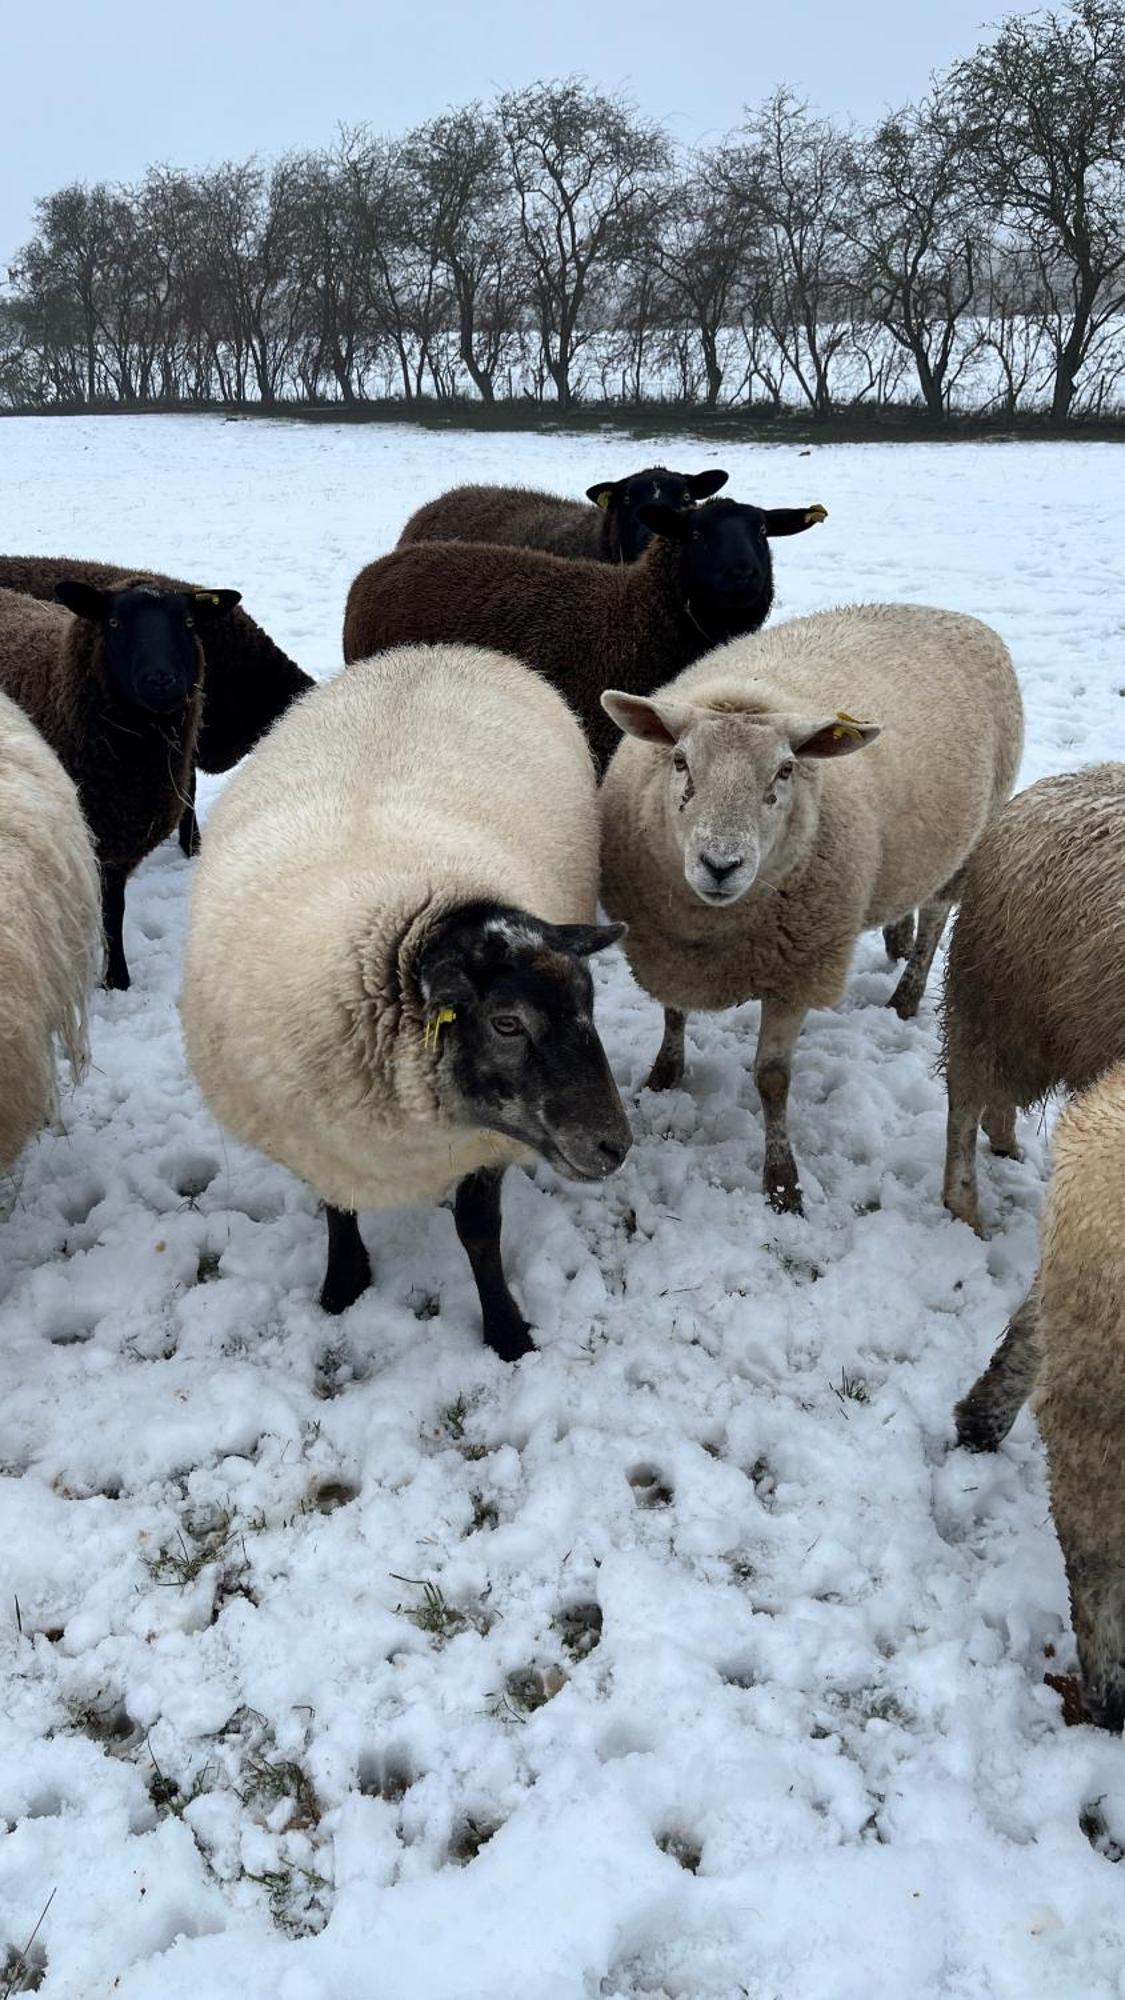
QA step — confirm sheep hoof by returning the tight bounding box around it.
[988,1138,1023,1162]
[765,1165,804,1217]
[943,1193,986,1238]
[482,1310,536,1363]
[887,976,921,1020]
[104,961,131,992]
[645,1053,684,1092]
[952,1395,1007,1453]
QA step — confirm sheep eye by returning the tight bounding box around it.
[672,750,688,774]
[185,616,194,630]
[491,1014,525,1039]
[776,759,795,782]
[108,617,119,629]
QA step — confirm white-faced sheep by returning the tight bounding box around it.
[599,603,1023,1214]
[346,500,826,773]
[0,555,311,855]
[0,691,101,1177]
[954,1061,1125,1731]
[0,578,240,990]
[941,764,1125,1235]
[181,641,631,1355]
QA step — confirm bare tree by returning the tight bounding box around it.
[499,79,669,409]
[649,153,760,406]
[954,0,1125,421]
[849,91,980,418]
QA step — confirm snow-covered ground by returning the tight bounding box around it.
[1,414,1124,2000]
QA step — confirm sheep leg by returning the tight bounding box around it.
[178,768,201,857]
[943,1072,985,1233]
[983,1097,1022,1160]
[954,1284,1040,1451]
[454,1167,534,1362]
[101,866,130,991]
[755,997,806,1216]
[883,913,915,963]
[320,1205,372,1314]
[888,881,958,1019]
[1063,1553,1125,1733]
[646,1008,686,1091]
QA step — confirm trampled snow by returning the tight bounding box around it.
[0,414,1124,2000]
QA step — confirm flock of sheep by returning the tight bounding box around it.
[0,458,1122,1738]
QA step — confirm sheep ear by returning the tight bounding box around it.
[548,921,626,958]
[601,690,692,745]
[585,480,618,510]
[192,589,242,622]
[687,469,729,498]
[763,503,828,537]
[54,580,111,622]
[791,711,880,759]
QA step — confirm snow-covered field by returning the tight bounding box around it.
[1,415,1124,2000]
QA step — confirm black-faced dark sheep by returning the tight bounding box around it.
[0,578,240,990]
[398,465,731,564]
[345,499,825,772]
[0,556,312,855]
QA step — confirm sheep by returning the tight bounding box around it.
[953,1062,1125,1731]
[0,578,240,991]
[180,641,632,1352]
[345,499,827,774]
[598,603,1023,1215]
[941,764,1125,1235]
[0,690,101,1176]
[399,465,757,564]
[0,556,312,856]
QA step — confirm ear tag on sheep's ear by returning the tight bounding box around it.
[595,491,611,509]
[195,592,221,606]
[832,710,865,742]
[424,1006,456,1052]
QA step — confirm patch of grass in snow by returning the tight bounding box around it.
[0,1892,53,1997]
[553,1599,604,1660]
[447,1813,503,1866]
[243,1863,332,1937]
[392,1575,490,1642]
[833,1368,871,1410]
[656,1828,702,1873]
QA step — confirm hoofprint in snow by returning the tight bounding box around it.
[0,415,1123,2000]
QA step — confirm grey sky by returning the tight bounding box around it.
[3,0,1038,265]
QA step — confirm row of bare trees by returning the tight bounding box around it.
[4,2,1125,421]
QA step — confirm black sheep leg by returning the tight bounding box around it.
[179,767,201,857]
[454,1167,534,1361]
[101,865,130,991]
[320,1205,372,1314]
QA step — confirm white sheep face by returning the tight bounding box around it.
[602,689,881,908]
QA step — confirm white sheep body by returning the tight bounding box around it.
[181,643,600,1214]
[0,690,101,1173]
[601,603,1023,1017]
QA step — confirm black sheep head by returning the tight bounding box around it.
[585,466,729,563]
[54,578,241,714]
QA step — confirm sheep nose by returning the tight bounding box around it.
[700,852,743,884]
[597,1132,630,1172]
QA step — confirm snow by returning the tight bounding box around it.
[1,413,1124,2000]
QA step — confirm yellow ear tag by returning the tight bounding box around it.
[196,592,220,606]
[806,503,828,524]
[832,710,865,742]
[595,491,611,510]
[424,1006,456,1052]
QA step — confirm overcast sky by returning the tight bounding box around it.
[3,0,1038,264]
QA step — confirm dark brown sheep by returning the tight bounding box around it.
[941,764,1125,1235]
[0,555,312,855]
[398,465,735,564]
[0,578,240,990]
[346,499,825,772]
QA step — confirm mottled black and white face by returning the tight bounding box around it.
[54,579,241,714]
[602,691,881,907]
[418,904,633,1180]
[586,466,729,562]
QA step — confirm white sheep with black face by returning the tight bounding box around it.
[599,602,1024,1215]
